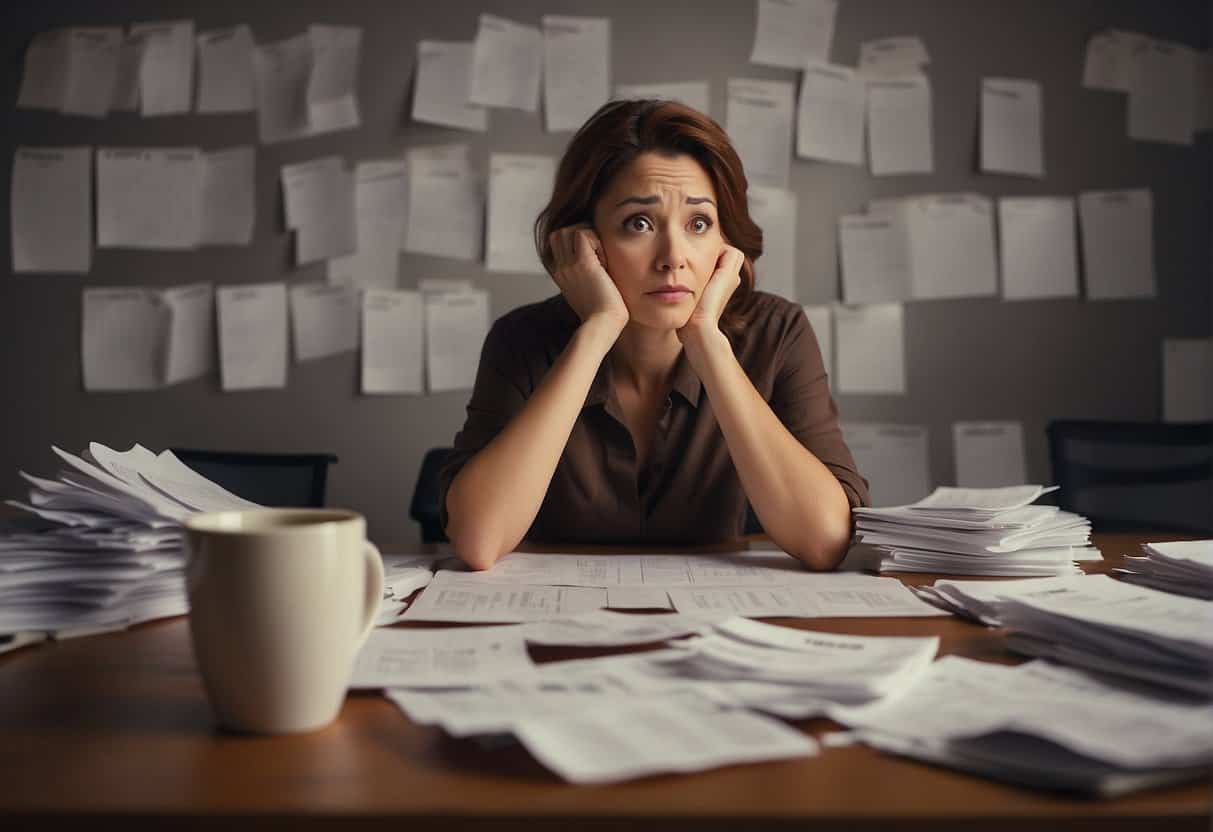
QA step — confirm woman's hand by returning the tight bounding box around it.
[678,245,743,346]
[548,225,629,337]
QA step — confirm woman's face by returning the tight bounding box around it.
[592,152,725,331]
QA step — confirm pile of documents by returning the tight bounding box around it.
[914,573,1213,698]
[831,656,1213,796]
[851,485,1094,576]
[1114,539,1213,599]
[0,442,255,647]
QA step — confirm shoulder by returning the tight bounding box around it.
[487,294,578,348]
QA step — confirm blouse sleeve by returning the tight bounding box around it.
[767,305,871,509]
[437,315,532,532]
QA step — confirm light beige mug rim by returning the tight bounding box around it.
[184,508,363,536]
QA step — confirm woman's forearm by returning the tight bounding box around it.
[445,317,621,570]
[682,330,853,570]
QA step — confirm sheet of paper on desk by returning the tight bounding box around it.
[952,421,1027,489]
[403,144,482,260]
[11,146,92,274]
[289,283,359,362]
[980,78,1044,178]
[162,283,215,385]
[866,74,933,176]
[196,25,255,113]
[523,610,705,646]
[1078,188,1155,300]
[997,197,1079,300]
[666,575,947,619]
[361,289,424,394]
[97,148,203,250]
[131,20,193,115]
[469,14,542,112]
[726,79,795,188]
[349,625,534,689]
[614,81,711,116]
[796,62,865,166]
[542,16,610,132]
[746,187,798,301]
[514,699,817,784]
[413,41,487,132]
[486,153,556,273]
[199,146,255,246]
[81,288,169,392]
[750,0,836,69]
[401,571,608,622]
[606,586,673,609]
[216,283,288,391]
[425,288,489,393]
[833,303,906,394]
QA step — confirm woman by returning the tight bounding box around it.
[440,99,869,571]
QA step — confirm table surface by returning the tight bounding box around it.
[0,533,1209,831]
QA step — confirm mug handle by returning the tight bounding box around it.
[356,541,385,647]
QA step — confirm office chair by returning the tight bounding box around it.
[1046,420,1213,534]
[410,447,454,543]
[170,449,338,508]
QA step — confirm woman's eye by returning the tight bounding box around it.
[625,215,652,232]
[689,216,713,234]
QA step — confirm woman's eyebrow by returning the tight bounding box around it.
[613,195,716,208]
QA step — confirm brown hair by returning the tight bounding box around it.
[535,99,762,339]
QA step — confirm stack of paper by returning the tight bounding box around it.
[1115,540,1213,599]
[852,485,1094,576]
[832,656,1213,796]
[1,442,256,642]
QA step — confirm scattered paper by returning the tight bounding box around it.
[163,283,214,385]
[196,25,255,113]
[469,14,542,112]
[727,79,795,188]
[350,625,534,689]
[412,41,487,132]
[401,571,608,623]
[1162,338,1213,423]
[542,16,610,132]
[524,610,702,646]
[997,197,1078,301]
[486,153,556,274]
[10,146,92,274]
[747,186,797,301]
[796,62,865,166]
[130,20,194,116]
[199,146,255,246]
[1078,189,1155,300]
[606,586,674,610]
[426,288,490,393]
[289,283,359,362]
[81,288,168,391]
[842,423,931,507]
[404,144,483,261]
[866,74,933,176]
[97,147,203,250]
[362,289,425,395]
[614,81,711,116]
[980,78,1044,178]
[952,422,1026,489]
[834,303,906,395]
[216,283,288,391]
[750,0,837,68]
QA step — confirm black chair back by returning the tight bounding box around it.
[170,449,338,508]
[410,447,454,543]
[1046,420,1213,534]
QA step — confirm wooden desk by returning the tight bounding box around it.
[0,534,1208,831]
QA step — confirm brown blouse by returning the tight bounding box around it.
[438,291,870,544]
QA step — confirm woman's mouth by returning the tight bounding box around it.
[646,285,692,302]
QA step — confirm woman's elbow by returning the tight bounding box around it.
[445,520,505,571]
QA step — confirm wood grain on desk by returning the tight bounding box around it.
[0,534,1208,831]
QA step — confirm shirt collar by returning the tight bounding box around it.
[584,342,704,410]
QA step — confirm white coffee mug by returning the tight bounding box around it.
[183,508,384,734]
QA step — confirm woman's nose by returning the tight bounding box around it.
[655,230,688,272]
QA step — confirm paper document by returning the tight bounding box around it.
[866,74,933,176]
[606,586,674,610]
[486,153,556,274]
[1162,338,1213,423]
[289,283,359,362]
[402,571,608,623]
[727,79,795,188]
[747,187,798,301]
[1078,189,1155,300]
[833,303,906,395]
[842,423,930,507]
[81,289,168,392]
[280,156,355,264]
[524,610,703,646]
[1083,29,1146,92]
[1128,39,1195,146]
[796,62,865,166]
[216,283,288,391]
[307,25,361,131]
[163,283,214,385]
[131,20,193,115]
[838,213,911,304]
[514,699,815,784]
[750,0,837,68]
[801,305,832,376]
[412,41,487,132]
[62,27,122,117]
[17,29,69,111]
[404,145,482,261]
[97,148,203,250]
[425,288,489,393]
[666,577,946,619]
[997,197,1078,300]
[952,422,1027,489]
[362,289,424,394]
[199,146,255,246]
[906,194,998,300]
[542,16,610,132]
[859,36,929,77]
[614,81,710,116]
[10,146,92,274]
[328,160,407,289]
[196,25,255,113]
[349,625,534,689]
[470,14,542,112]
[110,32,142,112]
[980,78,1044,178]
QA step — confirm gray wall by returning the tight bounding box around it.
[2,0,1210,544]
